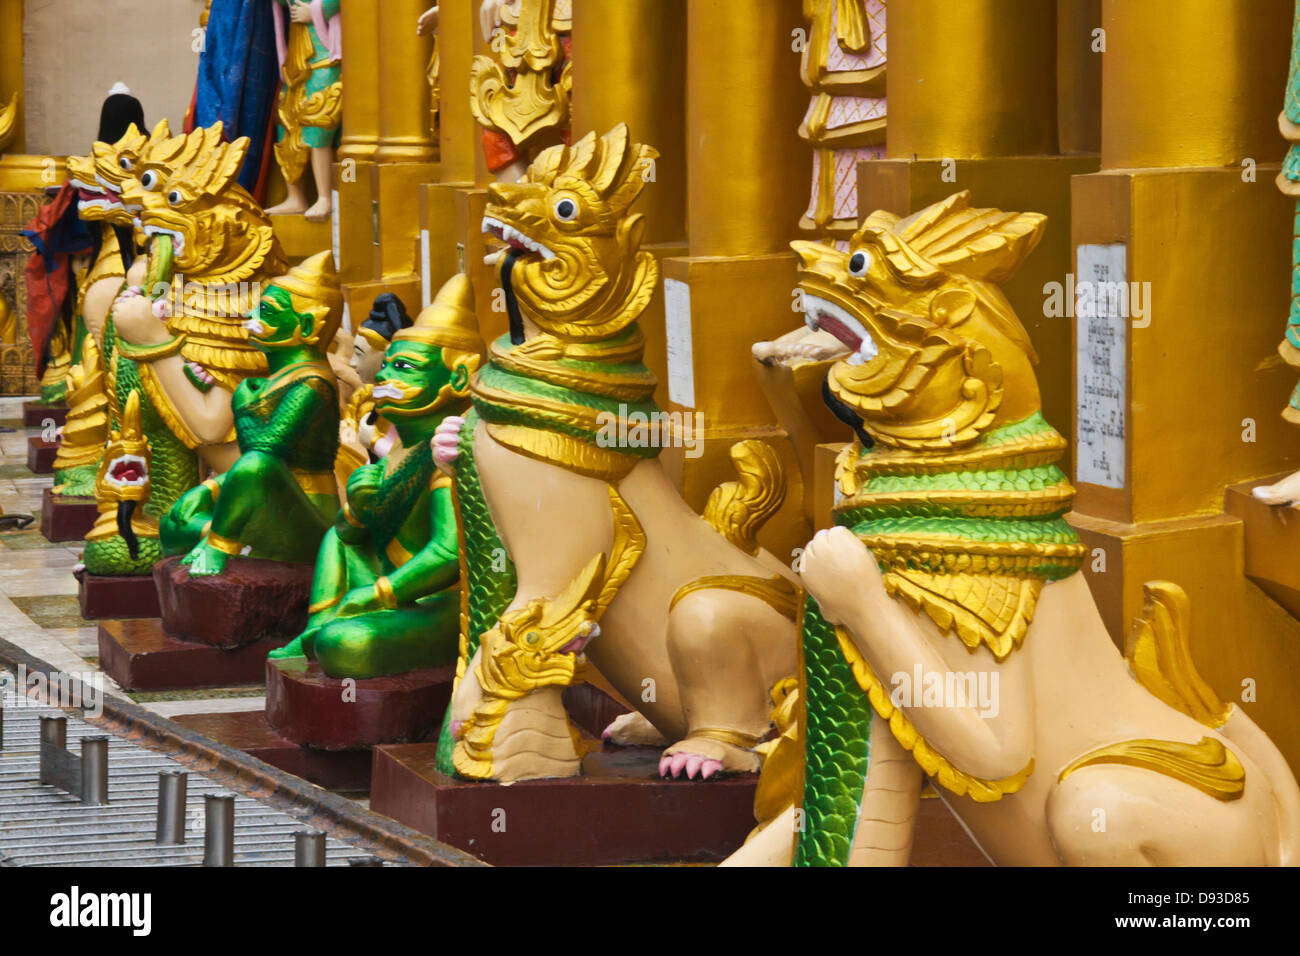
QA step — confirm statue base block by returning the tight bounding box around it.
[369,742,759,866]
[154,554,312,649]
[22,400,66,427]
[266,657,455,749]
[98,617,287,691]
[77,569,161,620]
[39,489,96,542]
[1226,475,1300,620]
[26,437,57,473]
[171,710,375,791]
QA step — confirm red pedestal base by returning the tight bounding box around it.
[97,617,286,691]
[39,489,96,542]
[370,742,760,866]
[154,554,313,649]
[266,657,455,749]
[77,569,161,620]
[23,401,66,428]
[26,437,57,474]
[171,710,376,791]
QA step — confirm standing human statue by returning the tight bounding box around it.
[266,0,342,222]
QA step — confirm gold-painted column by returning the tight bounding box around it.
[661,0,810,558]
[887,0,1058,158]
[0,0,22,154]
[338,0,380,163]
[686,0,808,256]
[571,0,687,245]
[570,0,688,440]
[437,0,478,185]
[1101,0,1288,169]
[335,0,380,290]
[374,0,438,164]
[1057,0,1101,154]
[371,0,439,285]
[1068,0,1300,771]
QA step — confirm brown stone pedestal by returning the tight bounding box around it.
[97,618,287,691]
[154,554,312,648]
[22,401,66,427]
[77,569,161,620]
[39,489,96,542]
[370,742,760,866]
[172,710,376,791]
[266,657,456,749]
[26,437,57,473]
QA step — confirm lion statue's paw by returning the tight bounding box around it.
[799,525,881,626]
[659,737,759,779]
[602,710,668,747]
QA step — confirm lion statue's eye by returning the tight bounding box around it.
[167,190,183,207]
[140,170,159,191]
[118,157,134,171]
[554,198,578,221]
[524,631,540,645]
[848,251,871,277]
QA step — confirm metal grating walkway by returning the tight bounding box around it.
[0,677,382,866]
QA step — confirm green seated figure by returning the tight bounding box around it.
[271,274,484,679]
[160,251,342,576]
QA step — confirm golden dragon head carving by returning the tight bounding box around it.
[118,121,287,389]
[796,191,1046,450]
[124,123,285,286]
[482,123,658,342]
[66,120,163,225]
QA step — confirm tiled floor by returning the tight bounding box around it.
[0,395,266,719]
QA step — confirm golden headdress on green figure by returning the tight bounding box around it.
[393,273,484,372]
[271,250,343,349]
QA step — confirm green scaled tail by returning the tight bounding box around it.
[434,408,518,776]
[793,596,875,867]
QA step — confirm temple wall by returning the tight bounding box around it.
[21,0,206,157]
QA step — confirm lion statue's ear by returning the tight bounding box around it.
[930,288,976,328]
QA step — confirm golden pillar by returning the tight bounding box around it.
[338,0,380,164]
[1057,0,1102,155]
[0,0,23,155]
[420,0,481,321]
[1068,0,1300,770]
[374,0,439,165]
[1101,0,1287,169]
[661,0,810,559]
[335,1,380,295]
[887,0,1058,160]
[570,0,686,245]
[857,0,1096,476]
[570,0,688,431]
[371,0,439,295]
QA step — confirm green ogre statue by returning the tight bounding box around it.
[159,251,342,575]
[270,274,484,679]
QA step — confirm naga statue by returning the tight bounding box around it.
[56,121,154,497]
[271,274,483,680]
[159,251,342,576]
[85,122,287,576]
[727,192,1300,866]
[435,125,799,783]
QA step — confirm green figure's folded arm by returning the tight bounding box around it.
[387,483,460,605]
